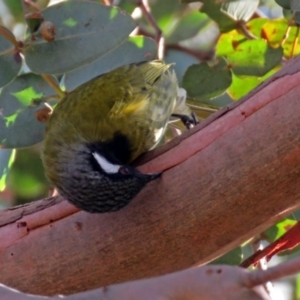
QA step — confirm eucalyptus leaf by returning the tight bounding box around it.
[65,36,157,91]
[166,11,211,44]
[294,11,300,24]
[150,0,182,34]
[264,218,297,242]
[228,68,278,100]
[182,57,232,100]
[0,26,22,88]
[164,49,200,86]
[228,40,283,76]
[211,247,243,265]
[0,149,15,191]
[283,8,293,19]
[200,1,237,33]
[275,0,291,9]
[24,1,136,74]
[291,0,300,11]
[0,73,58,148]
[261,19,288,46]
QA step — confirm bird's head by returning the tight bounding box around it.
[45,134,160,213]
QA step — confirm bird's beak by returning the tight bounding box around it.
[146,172,161,181]
[135,170,161,182]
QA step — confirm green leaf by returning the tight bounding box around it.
[275,0,291,9]
[200,1,237,33]
[264,218,297,242]
[221,0,259,22]
[166,11,211,44]
[0,149,15,191]
[216,30,246,57]
[0,26,22,88]
[24,1,136,74]
[292,210,300,220]
[294,11,300,24]
[283,8,293,19]
[150,0,182,34]
[210,247,243,265]
[261,19,288,47]
[228,68,278,100]
[209,93,234,108]
[117,1,137,14]
[291,0,300,11]
[8,148,49,200]
[246,18,269,38]
[200,0,259,32]
[0,73,58,148]
[164,49,200,86]
[64,36,157,91]
[3,0,25,22]
[216,19,270,57]
[182,57,232,100]
[296,273,300,298]
[227,40,283,76]
[261,19,300,57]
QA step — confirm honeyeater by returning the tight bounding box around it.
[42,60,196,213]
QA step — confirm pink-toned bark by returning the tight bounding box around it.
[1,56,300,296]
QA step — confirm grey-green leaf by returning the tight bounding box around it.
[164,49,200,86]
[24,1,136,74]
[210,247,243,265]
[291,0,300,11]
[182,57,232,100]
[0,26,22,88]
[295,11,300,24]
[166,11,211,44]
[64,36,157,91]
[275,0,290,9]
[0,73,57,148]
[200,1,237,33]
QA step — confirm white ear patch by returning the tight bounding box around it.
[92,152,120,174]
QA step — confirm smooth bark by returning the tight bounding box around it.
[1,57,300,295]
[3,255,300,300]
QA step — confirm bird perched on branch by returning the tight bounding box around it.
[42,60,197,213]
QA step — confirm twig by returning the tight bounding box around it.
[247,255,300,288]
[241,221,300,268]
[41,74,66,100]
[0,26,19,49]
[102,0,113,5]
[138,0,164,59]
[251,238,273,296]
[23,0,41,12]
[138,0,161,43]
[237,21,258,40]
[167,44,214,61]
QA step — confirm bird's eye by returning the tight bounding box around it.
[119,166,131,175]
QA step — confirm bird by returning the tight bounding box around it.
[42,60,196,213]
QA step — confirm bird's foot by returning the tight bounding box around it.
[172,112,199,129]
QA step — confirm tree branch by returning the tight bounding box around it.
[3,255,300,300]
[1,56,300,295]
